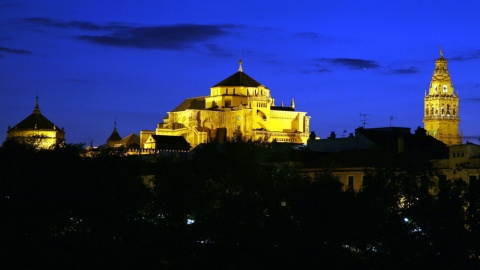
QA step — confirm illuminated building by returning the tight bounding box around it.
[6,96,65,149]
[106,120,140,149]
[142,60,311,148]
[107,119,122,147]
[423,48,462,145]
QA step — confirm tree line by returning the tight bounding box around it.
[1,138,480,269]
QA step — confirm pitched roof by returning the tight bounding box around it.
[150,135,191,150]
[107,129,122,142]
[303,149,388,169]
[10,97,63,132]
[212,71,263,87]
[118,133,140,148]
[172,97,206,112]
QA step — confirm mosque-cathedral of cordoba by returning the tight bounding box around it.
[139,59,311,149]
[4,49,463,151]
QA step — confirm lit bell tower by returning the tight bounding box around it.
[423,48,462,145]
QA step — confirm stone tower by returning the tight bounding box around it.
[423,48,462,145]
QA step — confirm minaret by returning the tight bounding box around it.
[423,48,461,145]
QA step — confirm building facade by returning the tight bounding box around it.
[423,48,462,145]
[142,60,311,148]
[6,97,65,149]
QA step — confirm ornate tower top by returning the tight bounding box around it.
[428,47,454,96]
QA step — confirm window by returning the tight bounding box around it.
[347,176,354,190]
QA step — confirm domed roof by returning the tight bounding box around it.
[212,59,263,87]
[10,97,62,131]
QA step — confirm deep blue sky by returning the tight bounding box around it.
[1,0,479,145]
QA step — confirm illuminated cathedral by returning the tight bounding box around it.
[423,49,462,145]
[141,60,311,148]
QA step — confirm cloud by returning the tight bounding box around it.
[316,68,331,73]
[388,66,418,74]
[22,18,235,50]
[296,32,321,39]
[0,46,31,54]
[21,17,122,31]
[449,50,480,61]
[78,24,230,49]
[317,57,379,70]
[0,3,23,8]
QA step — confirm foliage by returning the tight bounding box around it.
[1,139,479,268]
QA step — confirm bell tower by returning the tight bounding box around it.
[423,48,462,145]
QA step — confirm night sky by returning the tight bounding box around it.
[1,0,479,146]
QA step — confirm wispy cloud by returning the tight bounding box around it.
[296,32,321,39]
[22,17,236,50]
[317,57,380,70]
[0,46,31,54]
[449,50,480,61]
[78,24,231,49]
[21,18,123,31]
[388,66,418,74]
[203,44,234,57]
[315,68,331,73]
[0,3,24,8]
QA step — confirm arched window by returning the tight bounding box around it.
[446,104,450,115]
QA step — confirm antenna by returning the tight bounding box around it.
[359,113,370,128]
[389,116,397,126]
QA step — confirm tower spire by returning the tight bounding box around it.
[440,45,443,57]
[238,58,243,72]
[33,95,41,114]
